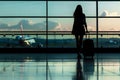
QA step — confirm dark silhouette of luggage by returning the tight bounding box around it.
[83,39,94,58]
[82,37,95,72]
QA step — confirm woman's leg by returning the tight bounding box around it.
[75,35,84,80]
[79,35,84,49]
[75,35,84,49]
[75,35,79,49]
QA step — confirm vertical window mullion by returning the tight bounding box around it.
[96,1,99,80]
[46,0,48,48]
[96,0,98,48]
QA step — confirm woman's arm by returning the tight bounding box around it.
[83,14,89,33]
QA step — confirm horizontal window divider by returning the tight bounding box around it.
[0,0,97,1]
[98,0,120,1]
[47,0,120,1]
[0,31,119,35]
[0,16,47,18]
[98,16,120,18]
[0,0,46,1]
[0,16,96,18]
[47,0,96,1]
[0,0,119,1]
[48,16,96,18]
[1,16,120,18]
[0,0,118,1]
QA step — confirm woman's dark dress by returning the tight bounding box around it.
[72,13,86,35]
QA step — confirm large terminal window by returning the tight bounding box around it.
[0,0,119,48]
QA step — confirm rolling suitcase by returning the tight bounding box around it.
[83,35,95,72]
[83,35,94,58]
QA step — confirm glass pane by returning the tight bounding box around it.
[98,34,120,48]
[48,18,96,31]
[48,35,75,48]
[48,18,73,31]
[87,18,96,31]
[48,1,96,16]
[35,35,46,48]
[98,1,120,17]
[0,1,46,16]
[0,34,46,48]
[0,18,46,31]
[48,34,96,48]
[99,18,120,31]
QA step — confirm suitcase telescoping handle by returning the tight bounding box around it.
[85,31,90,39]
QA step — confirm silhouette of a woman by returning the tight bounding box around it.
[72,5,88,51]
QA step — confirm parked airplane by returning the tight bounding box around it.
[0,24,43,48]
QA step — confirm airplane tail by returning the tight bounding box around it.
[20,23,24,37]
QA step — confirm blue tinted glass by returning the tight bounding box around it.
[48,1,96,16]
[0,18,46,31]
[0,1,46,16]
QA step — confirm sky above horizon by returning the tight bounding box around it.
[0,1,119,31]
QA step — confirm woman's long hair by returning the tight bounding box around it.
[74,5,83,17]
